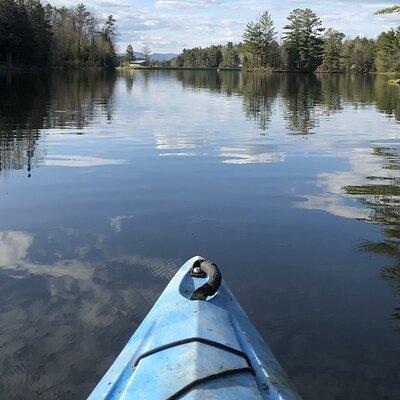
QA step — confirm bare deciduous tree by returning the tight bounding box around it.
[142,45,151,63]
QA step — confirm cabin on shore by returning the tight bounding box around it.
[128,59,148,67]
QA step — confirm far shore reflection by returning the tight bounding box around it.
[1,70,399,176]
[0,70,116,175]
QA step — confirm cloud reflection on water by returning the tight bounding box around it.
[0,223,179,399]
[45,155,126,167]
[0,231,33,267]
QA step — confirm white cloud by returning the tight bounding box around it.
[48,0,400,52]
[156,0,221,9]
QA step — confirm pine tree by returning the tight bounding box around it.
[243,21,263,68]
[259,11,276,67]
[101,15,116,67]
[126,44,134,62]
[28,0,52,65]
[283,8,325,72]
[376,28,400,72]
[341,37,376,72]
[375,5,400,14]
[103,15,116,45]
[73,3,92,62]
[219,42,240,68]
[320,28,345,72]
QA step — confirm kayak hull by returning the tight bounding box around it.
[88,256,301,400]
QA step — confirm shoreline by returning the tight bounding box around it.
[117,66,400,76]
[0,65,115,72]
[1,64,399,77]
[117,66,241,71]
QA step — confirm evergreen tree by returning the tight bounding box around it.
[259,11,276,67]
[0,0,33,65]
[28,0,52,65]
[207,45,222,67]
[126,44,134,62]
[341,37,376,72]
[375,5,400,14]
[243,21,263,68]
[320,28,345,72]
[376,28,400,72]
[103,15,116,45]
[171,45,223,68]
[283,8,325,72]
[219,42,240,68]
[73,3,92,61]
[100,15,117,67]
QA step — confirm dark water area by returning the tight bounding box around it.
[0,69,399,399]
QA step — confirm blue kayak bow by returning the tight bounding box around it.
[88,256,302,400]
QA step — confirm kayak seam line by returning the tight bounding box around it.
[132,337,254,371]
[166,367,253,400]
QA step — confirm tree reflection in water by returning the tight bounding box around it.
[0,70,116,176]
[2,70,398,176]
[173,70,400,132]
[344,147,400,324]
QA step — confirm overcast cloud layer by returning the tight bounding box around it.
[49,0,400,53]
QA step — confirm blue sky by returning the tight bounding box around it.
[51,0,400,53]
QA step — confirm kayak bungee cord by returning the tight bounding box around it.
[190,259,222,300]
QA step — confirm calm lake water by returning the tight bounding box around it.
[0,70,399,399]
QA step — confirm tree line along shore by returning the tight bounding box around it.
[0,0,116,68]
[124,9,400,75]
[0,0,399,75]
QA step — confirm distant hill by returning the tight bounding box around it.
[133,52,177,61]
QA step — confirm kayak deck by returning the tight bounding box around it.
[88,256,301,400]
